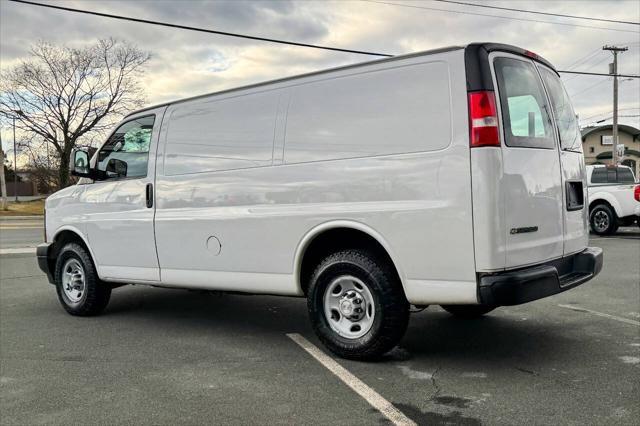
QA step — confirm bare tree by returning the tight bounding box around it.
[0,38,150,188]
[16,134,60,194]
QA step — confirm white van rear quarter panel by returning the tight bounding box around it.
[470,147,507,271]
[153,49,477,304]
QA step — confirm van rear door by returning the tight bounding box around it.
[491,54,564,268]
[536,65,589,256]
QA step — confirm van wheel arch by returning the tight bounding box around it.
[49,230,94,276]
[298,226,403,297]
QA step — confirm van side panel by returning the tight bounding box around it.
[284,62,451,162]
[163,91,281,175]
[154,49,477,304]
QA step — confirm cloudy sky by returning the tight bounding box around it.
[1,0,639,152]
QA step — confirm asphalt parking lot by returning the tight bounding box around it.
[1,217,639,425]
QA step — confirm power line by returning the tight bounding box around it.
[581,115,640,127]
[432,0,640,26]
[563,48,602,71]
[580,107,640,122]
[563,54,609,83]
[569,78,611,97]
[364,0,640,33]
[558,70,639,78]
[7,0,640,80]
[7,0,393,58]
[563,41,637,71]
[575,55,610,72]
[597,114,640,120]
[564,55,611,82]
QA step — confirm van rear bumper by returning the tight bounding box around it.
[478,247,603,306]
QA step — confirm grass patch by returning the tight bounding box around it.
[0,199,45,216]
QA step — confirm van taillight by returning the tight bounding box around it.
[634,185,640,202]
[468,91,500,147]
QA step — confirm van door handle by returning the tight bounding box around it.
[145,183,153,208]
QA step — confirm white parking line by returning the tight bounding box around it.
[286,333,416,426]
[0,247,36,255]
[558,304,640,326]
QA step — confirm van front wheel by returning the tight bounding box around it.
[441,304,496,318]
[54,243,111,316]
[307,250,409,361]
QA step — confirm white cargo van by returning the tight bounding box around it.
[38,43,602,360]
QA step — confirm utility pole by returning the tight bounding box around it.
[603,45,628,166]
[0,131,7,210]
[13,117,18,202]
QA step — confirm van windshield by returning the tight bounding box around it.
[494,57,555,149]
[538,67,582,152]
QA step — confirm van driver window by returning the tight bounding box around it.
[97,115,155,179]
[494,57,555,149]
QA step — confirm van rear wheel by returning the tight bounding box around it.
[54,243,111,316]
[307,250,409,361]
[590,204,618,235]
[441,304,496,318]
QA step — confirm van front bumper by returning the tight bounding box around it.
[478,247,603,306]
[36,243,55,284]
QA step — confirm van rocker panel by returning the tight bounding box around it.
[478,247,602,306]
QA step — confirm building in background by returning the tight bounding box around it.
[581,124,640,178]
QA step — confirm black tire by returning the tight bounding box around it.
[590,204,618,235]
[307,249,409,361]
[54,243,111,316]
[440,304,496,318]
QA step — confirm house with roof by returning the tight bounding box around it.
[581,124,640,178]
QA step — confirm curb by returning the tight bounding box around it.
[0,216,44,220]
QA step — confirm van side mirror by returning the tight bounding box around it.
[70,149,91,177]
[105,158,128,178]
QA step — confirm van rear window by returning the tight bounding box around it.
[538,66,582,152]
[494,57,555,149]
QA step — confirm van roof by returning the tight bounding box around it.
[126,42,556,117]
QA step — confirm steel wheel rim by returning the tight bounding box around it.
[61,258,85,303]
[323,275,375,339]
[593,211,609,232]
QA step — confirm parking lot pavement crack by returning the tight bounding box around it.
[428,366,441,400]
[515,367,539,377]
